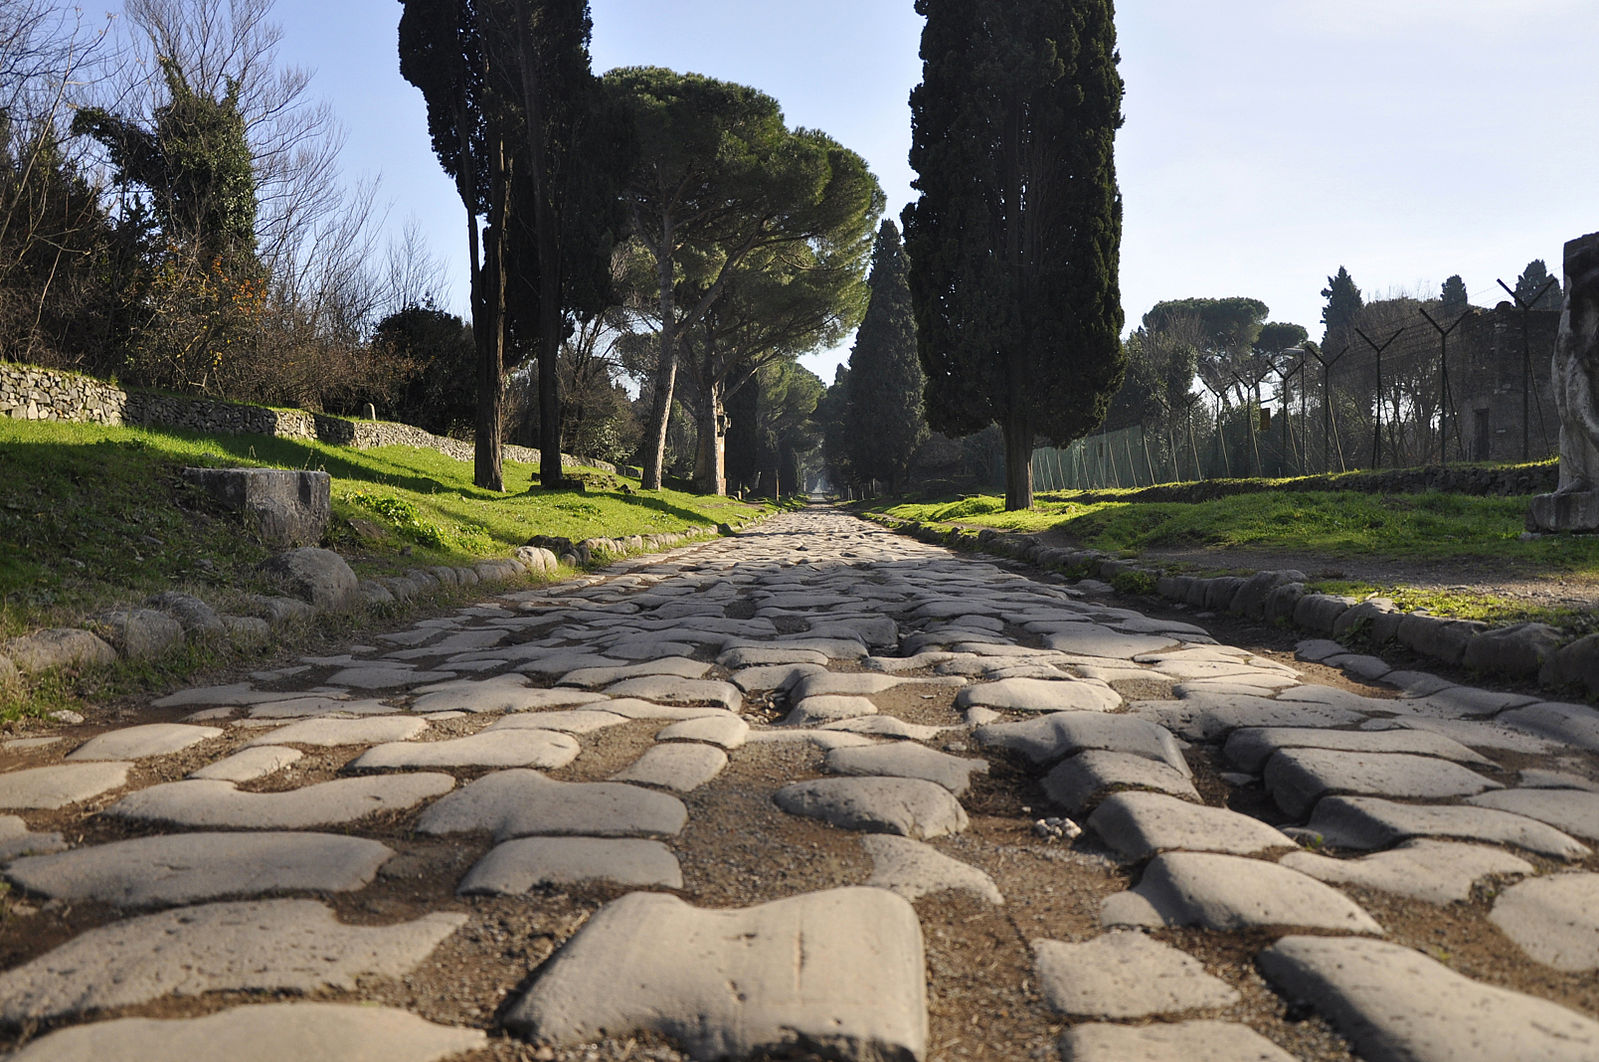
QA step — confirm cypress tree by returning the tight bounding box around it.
[1319,266,1364,351]
[903,0,1125,510]
[845,220,927,493]
[1440,274,1470,317]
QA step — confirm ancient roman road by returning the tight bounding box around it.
[3,507,1598,1061]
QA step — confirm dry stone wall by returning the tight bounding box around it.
[0,362,614,473]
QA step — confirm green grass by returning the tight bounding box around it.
[0,417,776,717]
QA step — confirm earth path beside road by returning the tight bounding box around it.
[2,507,1597,1061]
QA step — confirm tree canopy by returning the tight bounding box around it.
[845,220,927,493]
[1515,259,1562,310]
[903,0,1125,510]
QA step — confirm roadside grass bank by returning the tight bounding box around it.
[0,417,782,719]
[859,481,1599,633]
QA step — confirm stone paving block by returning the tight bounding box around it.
[65,723,222,761]
[775,776,969,839]
[107,774,455,829]
[1467,788,1599,841]
[485,709,630,734]
[591,697,731,721]
[459,837,683,893]
[1281,839,1534,904]
[1131,697,1368,742]
[1306,795,1590,861]
[504,887,926,1062]
[1039,628,1179,657]
[1264,748,1502,818]
[0,814,66,860]
[1101,851,1382,934]
[789,672,905,701]
[1043,750,1200,816]
[0,762,131,810]
[6,1002,487,1062]
[245,715,428,747]
[745,730,879,751]
[246,695,399,718]
[955,677,1121,714]
[826,743,989,795]
[1086,791,1296,861]
[1033,931,1239,1019]
[325,665,455,689]
[4,832,393,906]
[349,728,580,771]
[558,657,712,687]
[412,679,608,714]
[1520,768,1599,791]
[1365,716,1556,754]
[820,716,949,742]
[1058,1021,1295,1062]
[730,662,826,692]
[1257,934,1599,1062]
[513,651,627,677]
[605,676,742,711]
[974,711,1188,772]
[1497,702,1599,753]
[610,743,728,791]
[189,745,303,782]
[716,644,831,668]
[657,714,750,749]
[1223,726,1495,773]
[860,835,1002,905]
[0,899,465,1023]
[783,694,880,726]
[1489,873,1599,972]
[416,770,688,841]
[151,682,280,708]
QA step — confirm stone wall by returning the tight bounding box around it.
[0,362,615,473]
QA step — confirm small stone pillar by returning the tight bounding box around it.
[1528,231,1599,532]
[363,402,377,421]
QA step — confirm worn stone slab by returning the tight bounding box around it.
[820,716,949,742]
[350,729,580,771]
[4,832,393,906]
[1306,796,1590,861]
[974,712,1188,773]
[860,835,1002,905]
[730,662,826,692]
[1258,934,1599,1062]
[1265,748,1502,819]
[605,676,742,711]
[558,657,712,688]
[1467,788,1599,842]
[1131,696,1369,742]
[6,1002,486,1062]
[1282,839,1534,904]
[1489,873,1599,972]
[589,697,730,721]
[775,776,968,840]
[244,716,428,748]
[1043,750,1200,815]
[1059,1021,1295,1062]
[1102,851,1382,934]
[610,743,728,792]
[1498,702,1599,753]
[151,682,280,708]
[784,694,880,726]
[790,672,905,700]
[485,709,630,735]
[189,745,303,782]
[716,644,831,668]
[746,730,879,751]
[412,679,607,714]
[416,770,687,841]
[1034,931,1239,1019]
[0,814,66,860]
[108,775,454,829]
[325,665,455,689]
[459,837,683,893]
[955,677,1121,715]
[1039,628,1178,658]
[245,695,399,719]
[0,900,465,1023]
[66,723,221,761]
[1224,726,1495,773]
[657,714,749,749]
[1087,791,1296,861]
[513,650,628,677]
[1365,716,1557,754]
[505,887,926,1062]
[826,743,988,795]
[0,762,131,810]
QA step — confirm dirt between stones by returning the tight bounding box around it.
[0,562,1595,1061]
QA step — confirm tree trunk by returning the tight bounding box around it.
[474,134,507,493]
[514,10,563,490]
[1003,411,1034,511]
[693,378,727,496]
[640,223,676,491]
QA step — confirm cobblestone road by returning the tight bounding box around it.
[3,508,1598,1061]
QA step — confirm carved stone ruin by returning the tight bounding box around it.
[1528,231,1599,532]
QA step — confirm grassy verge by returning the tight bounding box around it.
[0,417,781,719]
[862,483,1599,632]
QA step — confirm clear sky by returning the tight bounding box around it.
[83,0,1599,383]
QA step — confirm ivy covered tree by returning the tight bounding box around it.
[1515,259,1562,310]
[903,0,1125,510]
[845,220,927,494]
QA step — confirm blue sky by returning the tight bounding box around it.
[84,0,1599,382]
